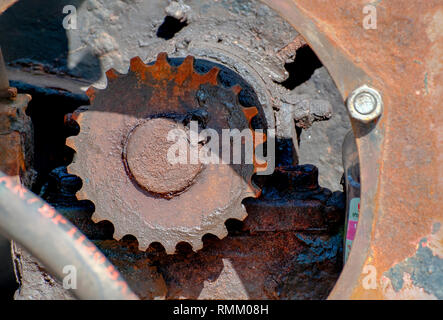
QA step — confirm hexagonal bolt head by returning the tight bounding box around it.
[347,85,383,123]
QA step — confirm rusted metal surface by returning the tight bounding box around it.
[5,0,438,300]
[243,165,344,234]
[151,232,342,300]
[15,60,346,299]
[263,0,443,299]
[106,164,343,299]
[43,163,344,299]
[0,94,32,181]
[66,54,265,254]
[94,231,342,300]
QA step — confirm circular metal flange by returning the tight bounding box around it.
[124,118,203,197]
[347,85,383,123]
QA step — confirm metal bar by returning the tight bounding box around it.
[0,171,138,300]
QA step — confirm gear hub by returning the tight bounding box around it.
[124,118,203,196]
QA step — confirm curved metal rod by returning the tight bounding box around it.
[0,172,138,300]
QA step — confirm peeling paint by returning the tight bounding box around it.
[384,236,443,299]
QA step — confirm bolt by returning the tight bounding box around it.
[354,92,376,114]
[347,85,383,123]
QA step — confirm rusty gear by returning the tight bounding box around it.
[66,53,266,253]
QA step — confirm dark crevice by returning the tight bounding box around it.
[225,218,247,236]
[280,46,323,90]
[12,81,89,194]
[156,16,188,40]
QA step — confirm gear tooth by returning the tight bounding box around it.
[130,56,149,82]
[242,106,259,122]
[71,108,85,125]
[155,52,168,65]
[203,67,220,85]
[254,131,267,145]
[180,55,195,70]
[245,179,262,198]
[232,84,243,95]
[252,130,269,175]
[149,52,172,79]
[86,87,97,103]
[105,68,119,81]
[65,136,77,151]
[66,163,77,179]
[129,56,144,70]
[239,207,248,220]
[64,112,75,127]
[176,56,194,85]
[218,226,229,239]
[75,189,88,201]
